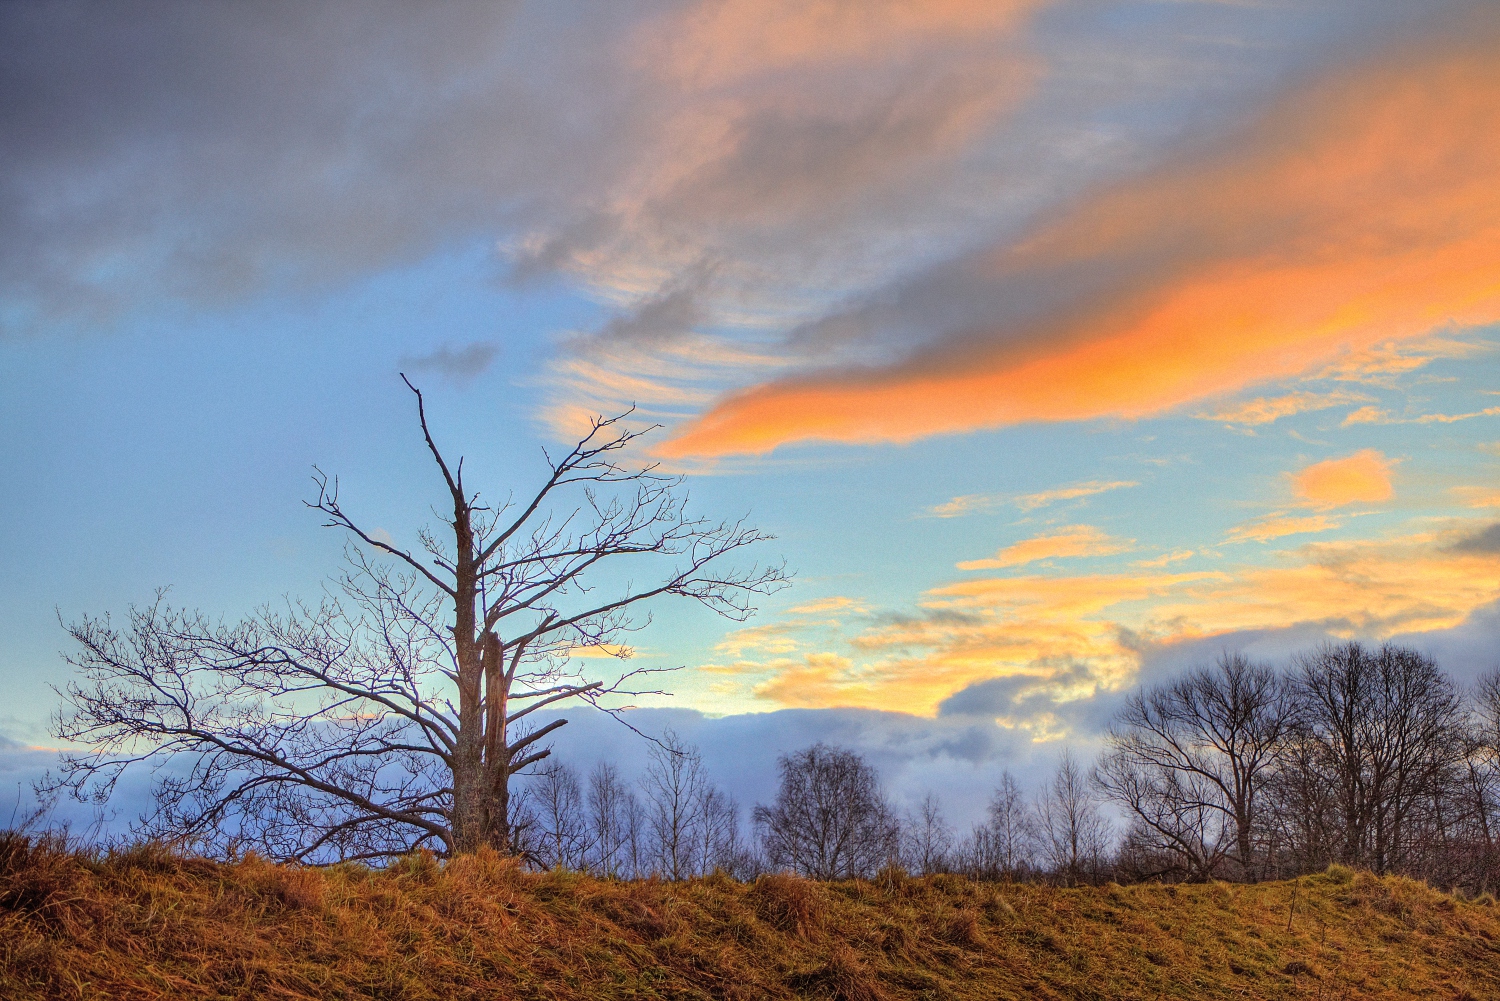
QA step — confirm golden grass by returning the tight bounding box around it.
[3,834,1499,999]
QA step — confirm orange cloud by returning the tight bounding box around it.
[1225,513,1342,544]
[745,569,1213,715]
[1292,450,1394,509]
[1317,334,1484,385]
[923,494,1005,519]
[787,595,871,616]
[923,479,1136,518]
[662,13,1500,457]
[1343,405,1500,426]
[741,527,1500,716]
[1454,486,1500,508]
[1012,480,1138,512]
[648,0,1041,91]
[1342,406,1389,426]
[713,622,805,658]
[751,652,876,708]
[569,643,637,660]
[1134,550,1195,568]
[1199,390,1368,427]
[1145,534,1500,639]
[957,525,1132,569]
[936,533,1500,644]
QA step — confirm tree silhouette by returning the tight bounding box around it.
[47,378,787,862]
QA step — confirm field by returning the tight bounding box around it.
[3,834,1498,1000]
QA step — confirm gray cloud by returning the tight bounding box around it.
[2,732,202,837]
[0,0,640,330]
[1122,605,1500,693]
[650,2,1490,457]
[936,665,1128,739]
[401,342,500,384]
[1390,599,1500,686]
[1451,523,1500,556]
[589,267,715,347]
[1122,624,1341,687]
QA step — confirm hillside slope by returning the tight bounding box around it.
[3,835,1498,1000]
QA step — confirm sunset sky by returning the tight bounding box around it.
[3,0,1499,823]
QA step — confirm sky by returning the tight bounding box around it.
[3,0,1500,831]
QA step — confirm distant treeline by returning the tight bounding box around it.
[512,642,1500,893]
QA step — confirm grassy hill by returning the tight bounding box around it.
[3,834,1498,1000]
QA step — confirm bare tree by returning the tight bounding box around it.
[628,730,745,879]
[901,793,954,875]
[529,759,589,870]
[1035,750,1111,886]
[46,379,788,862]
[754,743,899,880]
[987,771,1035,877]
[1262,723,1341,877]
[1367,646,1466,876]
[1466,670,1500,892]
[622,785,648,879]
[585,760,636,878]
[697,785,746,877]
[1098,653,1293,880]
[958,771,1035,880]
[956,824,1002,880]
[1289,643,1466,874]
[640,730,709,880]
[503,781,541,862]
[1100,758,1231,882]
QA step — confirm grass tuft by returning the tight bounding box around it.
[788,942,887,1001]
[749,871,827,939]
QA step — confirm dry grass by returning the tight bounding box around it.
[4,833,1499,999]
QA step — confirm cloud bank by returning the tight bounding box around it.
[6,0,1458,446]
[663,6,1500,455]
